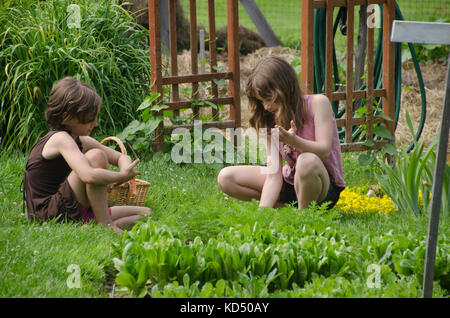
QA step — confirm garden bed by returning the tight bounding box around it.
[1,0,448,299]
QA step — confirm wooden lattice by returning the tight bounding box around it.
[148,0,241,151]
[301,0,396,152]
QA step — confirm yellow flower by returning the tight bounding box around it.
[336,187,397,215]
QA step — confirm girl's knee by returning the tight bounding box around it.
[85,149,108,168]
[217,167,234,190]
[295,153,322,178]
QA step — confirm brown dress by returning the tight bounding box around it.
[22,129,83,221]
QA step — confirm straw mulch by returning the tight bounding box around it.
[396,61,446,149]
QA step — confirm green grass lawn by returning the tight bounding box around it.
[1,150,448,297]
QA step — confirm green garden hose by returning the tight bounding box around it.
[312,3,427,152]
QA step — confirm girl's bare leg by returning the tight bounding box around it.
[293,153,330,209]
[68,149,151,230]
[217,165,266,201]
[68,149,112,225]
[110,206,152,229]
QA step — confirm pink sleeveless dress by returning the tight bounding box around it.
[278,94,345,188]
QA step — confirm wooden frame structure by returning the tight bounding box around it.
[148,0,241,151]
[301,0,396,152]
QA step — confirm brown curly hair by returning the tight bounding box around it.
[45,77,102,130]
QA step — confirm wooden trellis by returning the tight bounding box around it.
[301,0,396,152]
[148,0,241,152]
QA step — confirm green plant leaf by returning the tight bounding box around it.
[137,92,161,111]
[405,110,416,143]
[115,272,137,289]
[382,143,398,155]
[363,140,375,147]
[358,152,374,166]
[373,126,393,140]
[203,100,218,109]
[144,117,164,136]
[375,113,394,122]
[149,104,170,113]
[112,257,124,272]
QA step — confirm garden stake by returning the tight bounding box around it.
[422,53,450,298]
[391,20,450,298]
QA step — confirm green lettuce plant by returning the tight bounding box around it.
[111,220,449,297]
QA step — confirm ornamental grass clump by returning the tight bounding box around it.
[374,110,449,217]
[0,0,152,151]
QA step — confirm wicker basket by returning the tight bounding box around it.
[100,136,150,206]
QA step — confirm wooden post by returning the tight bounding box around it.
[345,0,354,144]
[148,0,164,152]
[208,0,219,121]
[227,0,241,130]
[366,11,375,142]
[189,0,199,119]
[382,0,396,139]
[301,0,314,94]
[169,0,179,118]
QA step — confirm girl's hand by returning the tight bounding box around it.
[107,183,115,192]
[275,120,297,145]
[110,224,123,235]
[119,159,140,182]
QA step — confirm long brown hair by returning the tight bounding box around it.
[45,77,102,130]
[247,55,306,132]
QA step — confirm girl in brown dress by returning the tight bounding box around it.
[22,77,151,234]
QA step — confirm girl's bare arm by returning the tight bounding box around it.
[276,94,334,161]
[80,136,133,170]
[48,132,139,185]
[259,134,283,207]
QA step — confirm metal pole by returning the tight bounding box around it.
[160,0,170,54]
[422,53,450,298]
[239,0,280,46]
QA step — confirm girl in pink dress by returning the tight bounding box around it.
[218,55,345,209]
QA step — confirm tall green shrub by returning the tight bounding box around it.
[0,0,152,151]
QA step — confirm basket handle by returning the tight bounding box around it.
[100,136,136,196]
[100,136,127,155]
